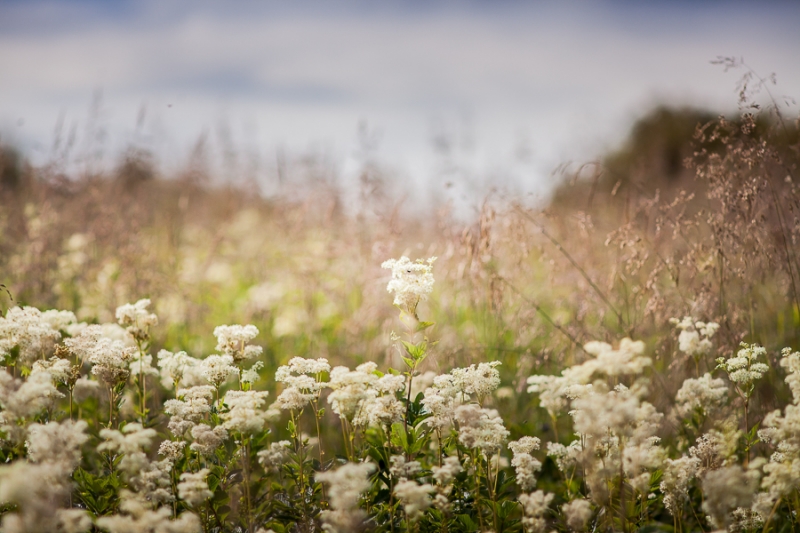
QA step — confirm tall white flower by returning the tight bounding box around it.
[0,306,67,366]
[221,390,270,435]
[178,469,213,507]
[381,256,437,314]
[213,324,262,362]
[394,479,434,521]
[316,462,375,533]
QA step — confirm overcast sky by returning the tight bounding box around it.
[1,0,799,205]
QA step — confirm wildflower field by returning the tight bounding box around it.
[1,95,800,533]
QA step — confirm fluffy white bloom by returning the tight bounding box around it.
[356,393,405,428]
[380,256,436,312]
[199,354,239,387]
[0,371,63,442]
[390,455,422,479]
[241,361,264,384]
[129,353,159,377]
[547,441,582,473]
[701,465,758,529]
[326,364,378,422]
[316,462,375,533]
[518,490,553,533]
[158,440,186,461]
[431,456,462,486]
[257,441,292,473]
[394,479,434,521]
[453,404,509,454]
[0,306,66,365]
[0,461,78,533]
[689,429,740,473]
[164,386,214,436]
[116,299,158,330]
[221,390,270,435]
[31,356,74,385]
[213,324,262,362]
[98,423,158,475]
[659,456,700,516]
[96,491,200,533]
[509,437,543,491]
[450,361,501,401]
[670,316,719,357]
[716,343,769,391]
[674,373,728,418]
[274,386,315,411]
[562,498,592,532]
[56,509,93,533]
[189,424,228,457]
[26,419,89,471]
[178,469,213,507]
[66,326,136,385]
[157,349,198,389]
[779,347,800,402]
[276,357,331,380]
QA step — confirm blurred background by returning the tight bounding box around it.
[2,0,799,208]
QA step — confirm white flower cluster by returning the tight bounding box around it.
[221,390,271,435]
[716,342,769,391]
[0,306,75,365]
[116,299,158,340]
[453,404,510,454]
[509,437,543,491]
[381,256,437,313]
[670,316,719,357]
[316,461,375,533]
[422,361,502,430]
[213,324,262,363]
[274,357,330,411]
[674,372,728,419]
[65,325,137,386]
[527,338,650,420]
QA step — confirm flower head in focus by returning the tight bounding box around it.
[381,256,437,316]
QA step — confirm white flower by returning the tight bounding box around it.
[199,354,239,387]
[213,324,262,362]
[26,419,89,471]
[509,437,543,491]
[431,456,462,486]
[157,349,198,389]
[158,440,186,461]
[221,390,270,435]
[257,441,292,473]
[98,423,158,475]
[0,306,65,365]
[674,373,728,418]
[241,361,264,385]
[190,424,228,457]
[701,465,758,529]
[394,479,434,521]
[116,299,158,341]
[390,455,422,479]
[178,469,213,507]
[453,404,509,454]
[31,356,74,385]
[316,462,376,533]
[381,256,436,312]
[518,490,553,533]
[670,316,719,357]
[96,490,200,533]
[717,342,769,392]
[562,498,593,532]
